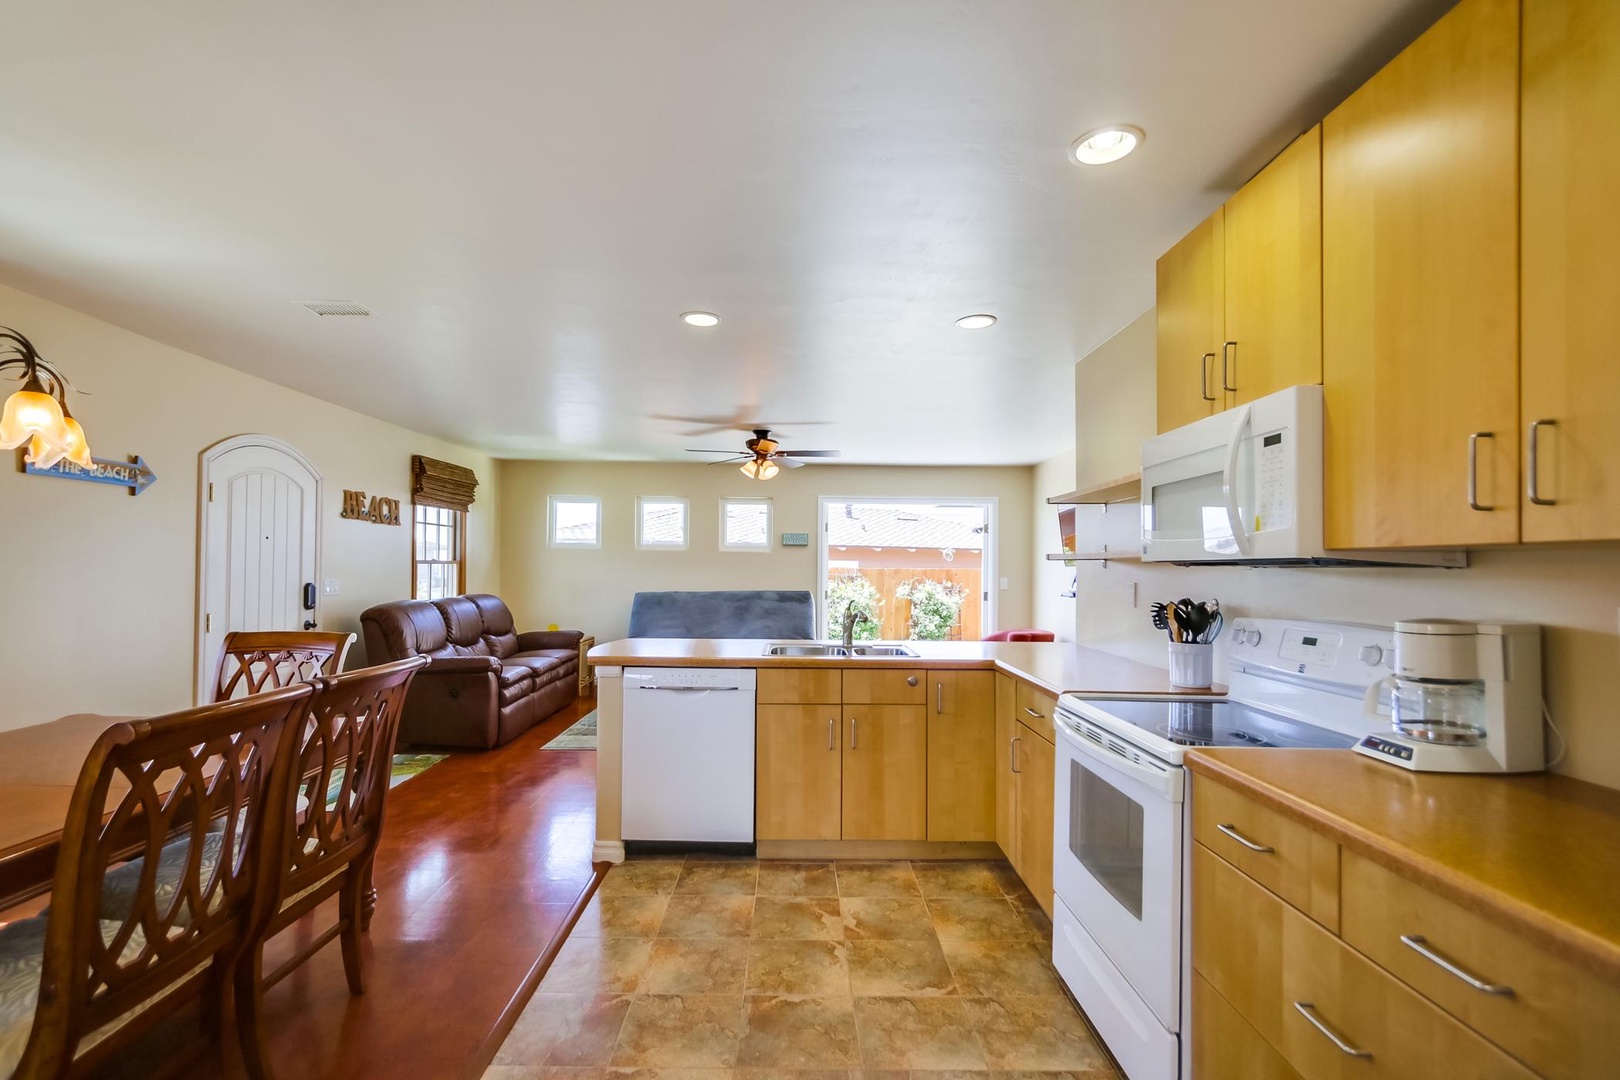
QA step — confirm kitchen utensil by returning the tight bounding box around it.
[1166,604,1183,643]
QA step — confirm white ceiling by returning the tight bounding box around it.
[0,0,1450,465]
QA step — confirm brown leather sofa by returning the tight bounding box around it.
[359,594,582,749]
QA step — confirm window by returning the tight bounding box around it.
[637,497,689,549]
[549,495,602,547]
[413,504,465,601]
[720,497,772,551]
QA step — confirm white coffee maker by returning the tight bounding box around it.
[1354,619,1544,773]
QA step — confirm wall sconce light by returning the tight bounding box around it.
[0,328,93,468]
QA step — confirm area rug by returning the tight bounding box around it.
[542,711,597,751]
[391,752,448,787]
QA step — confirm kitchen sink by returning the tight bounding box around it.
[847,644,919,657]
[765,643,849,657]
[763,642,920,658]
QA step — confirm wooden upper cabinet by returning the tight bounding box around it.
[756,704,842,840]
[1156,209,1225,433]
[1322,0,1522,549]
[1520,0,1620,541]
[841,704,926,841]
[1223,125,1323,407]
[926,671,996,842]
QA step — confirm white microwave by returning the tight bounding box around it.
[1140,384,1464,567]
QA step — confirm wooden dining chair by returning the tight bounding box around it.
[0,684,312,1080]
[234,656,427,1080]
[212,631,355,703]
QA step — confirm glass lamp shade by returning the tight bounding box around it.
[739,459,780,481]
[0,378,70,451]
[59,414,92,467]
[25,434,67,469]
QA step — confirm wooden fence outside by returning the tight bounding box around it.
[829,566,982,641]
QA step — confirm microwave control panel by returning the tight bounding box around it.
[1254,430,1290,533]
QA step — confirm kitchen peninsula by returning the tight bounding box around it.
[587,638,1219,914]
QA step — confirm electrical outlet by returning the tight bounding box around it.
[1000,577,1009,590]
[323,579,339,596]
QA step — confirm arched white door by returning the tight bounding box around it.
[197,435,321,702]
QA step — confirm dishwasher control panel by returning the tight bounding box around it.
[624,667,757,691]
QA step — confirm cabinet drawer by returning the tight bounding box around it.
[1013,680,1057,742]
[1194,844,1537,1080]
[842,668,926,704]
[757,667,842,704]
[1342,850,1620,1080]
[1194,972,1303,1080]
[1192,776,1339,928]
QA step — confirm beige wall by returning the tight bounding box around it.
[1070,306,1620,789]
[0,282,499,729]
[498,460,1033,642]
[1031,448,1077,641]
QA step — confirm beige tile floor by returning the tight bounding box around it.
[486,857,1120,1080]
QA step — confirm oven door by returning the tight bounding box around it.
[1053,714,1184,1031]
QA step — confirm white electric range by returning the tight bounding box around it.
[1049,618,1395,1080]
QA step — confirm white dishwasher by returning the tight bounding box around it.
[621,667,757,844]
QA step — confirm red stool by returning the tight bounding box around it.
[983,628,1056,642]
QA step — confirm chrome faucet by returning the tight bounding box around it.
[840,607,870,650]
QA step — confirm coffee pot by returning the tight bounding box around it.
[1354,619,1543,773]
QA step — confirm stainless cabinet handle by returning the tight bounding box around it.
[1200,352,1218,402]
[1400,935,1513,995]
[936,681,943,713]
[1023,706,1044,720]
[850,716,858,750]
[1011,736,1021,773]
[1216,823,1275,853]
[1221,341,1237,392]
[1528,419,1557,506]
[1293,1003,1372,1059]
[828,717,835,751]
[1467,432,1495,512]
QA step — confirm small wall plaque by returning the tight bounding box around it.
[341,489,402,525]
[781,532,810,547]
[24,453,156,496]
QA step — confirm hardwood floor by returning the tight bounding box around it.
[92,696,603,1080]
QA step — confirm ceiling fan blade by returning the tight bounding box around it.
[685,448,749,454]
[707,456,751,465]
[776,449,842,457]
[774,456,807,468]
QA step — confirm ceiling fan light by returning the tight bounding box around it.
[739,459,780,481]
[0,376,69,451]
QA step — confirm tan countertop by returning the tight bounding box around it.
[1185,748,1620,981]
[587,638,1224,698]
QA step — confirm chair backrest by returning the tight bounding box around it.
[264,657,428,912]
[15,685,313,1077]
[213,631,355,702]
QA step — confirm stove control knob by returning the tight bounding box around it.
[1358,644,1384,666]
[1239,627,1262,647]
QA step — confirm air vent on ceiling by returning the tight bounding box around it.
[297,301,372,317]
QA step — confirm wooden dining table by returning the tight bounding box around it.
[0,713,139,910]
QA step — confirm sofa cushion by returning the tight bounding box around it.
[497,665,534,707]
[467,594,521,658]
[361,599,450,661]
[628,590,816,639]
[435,597,492,655]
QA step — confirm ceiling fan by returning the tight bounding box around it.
[686,428,842,480]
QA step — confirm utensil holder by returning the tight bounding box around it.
[1168,642,1214,689]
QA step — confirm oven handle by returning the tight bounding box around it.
[1057,714,1180,800]
[1222,404,1255,558]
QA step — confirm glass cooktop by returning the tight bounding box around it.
[1072,698,1357,751]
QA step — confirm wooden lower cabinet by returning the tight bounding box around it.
[756,704,842,840]
[1013,721,1055,916]
[1194,973,1303,1080]
[994,674,1017,856]
[841,704,926,841]
[1195,843,1537,1080]
[925,670,996,841]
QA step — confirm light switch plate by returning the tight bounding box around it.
[323,579,339,596]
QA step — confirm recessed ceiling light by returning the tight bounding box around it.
[1070,125,1144,166]
[681,311,720,327]
[955,314,997,330]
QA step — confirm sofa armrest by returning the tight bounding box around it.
[424,655,501,674]
[516,629,585,652]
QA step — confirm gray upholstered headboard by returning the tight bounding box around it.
[627,590,817,640]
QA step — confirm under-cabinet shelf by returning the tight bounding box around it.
[1047,472,1142,506]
